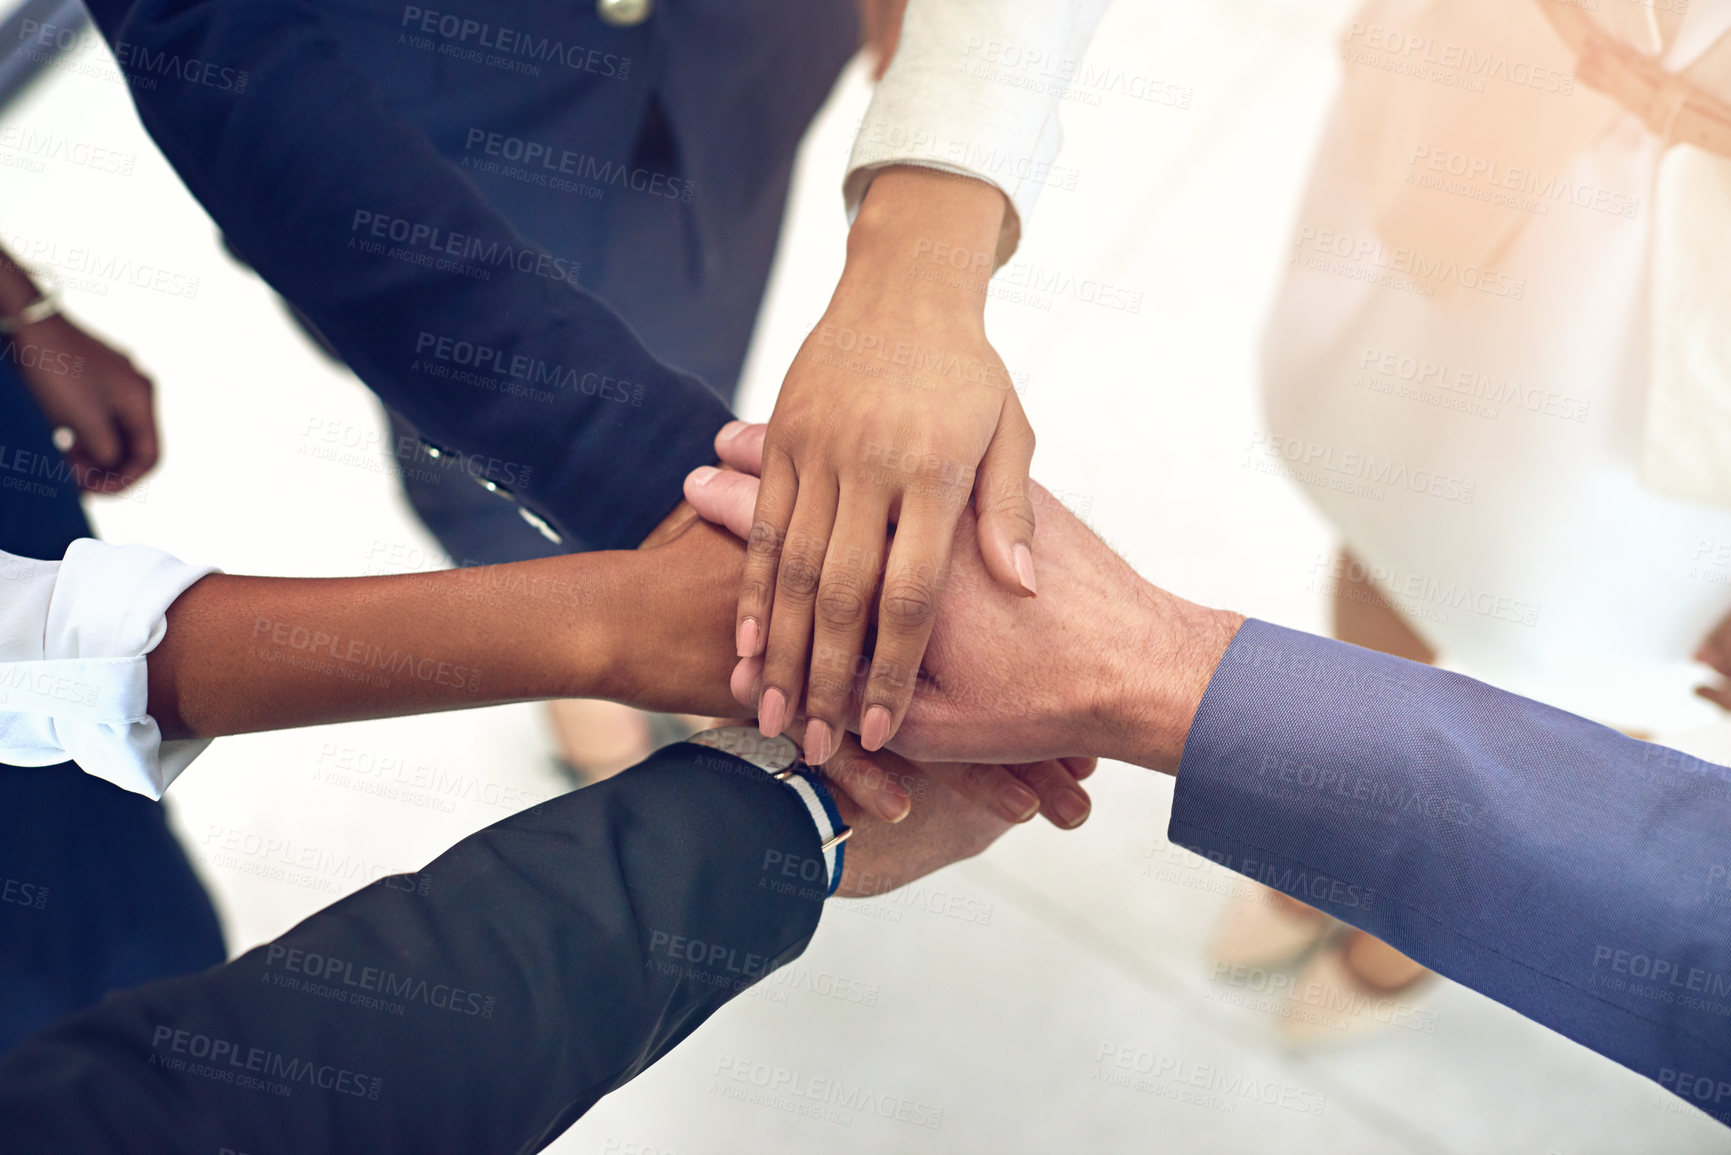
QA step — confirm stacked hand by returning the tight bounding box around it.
[690,422,1241,775]
[739,167,1037,770]
[634,478,1096,832]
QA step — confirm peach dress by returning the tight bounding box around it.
[1261,0,1731,731]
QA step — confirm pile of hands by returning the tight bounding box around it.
[635,413,1234,902]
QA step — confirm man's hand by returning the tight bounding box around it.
[629,496,1093,824]
[690,424,1244,773]
[11,312,159,495]
[822,732,1092,896]
[741,167,1037,772]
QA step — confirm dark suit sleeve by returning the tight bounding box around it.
[0,744,828,1154]
[1171,619,1731,1124]
[80,0,734,550]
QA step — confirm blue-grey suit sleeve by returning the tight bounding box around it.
[1171,619,1731,1124]
[81,0,734,550]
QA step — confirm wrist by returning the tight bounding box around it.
[838,166,1006,318]
[595,529,743,716]
[1094,599,1245,774]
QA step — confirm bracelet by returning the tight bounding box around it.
[0,287,60,335]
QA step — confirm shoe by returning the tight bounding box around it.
[1277,932,1435,1046]
[1208,887,1334,970]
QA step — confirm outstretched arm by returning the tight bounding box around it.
[688,423,1731,1123]
[82,0,731,549]
[749,0,1116,769]
[0,738,1032,1153]
[1,483,1091,824]
[145,517,743,744]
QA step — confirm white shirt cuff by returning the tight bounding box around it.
[844,0,1112,268]
[0,539,219,799]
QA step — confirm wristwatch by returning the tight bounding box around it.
[686,727,851,896]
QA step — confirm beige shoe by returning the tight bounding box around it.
[1208,888,1333,970]
[1277,934,1436,1046]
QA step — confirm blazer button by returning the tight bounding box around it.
[596,0,652,26]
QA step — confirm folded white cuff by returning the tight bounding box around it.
[844,0,1111,268]
[0,539,218,799]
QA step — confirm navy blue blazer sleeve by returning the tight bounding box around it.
[81,0,734,550]
[0,745,828,1154]
[1171,619,1731,1123]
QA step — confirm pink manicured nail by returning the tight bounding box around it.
[718,420,748,444]
[737,617,761,658]
[759,687,789,737]
[689,465,719,488]
[804,720,835,767]
[861,705,893,751]
[1013,543,1037,596]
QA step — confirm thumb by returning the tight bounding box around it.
[684,464,762,539]
[713,420,768,476]
[973,408,1037,597]
[62,407,125,475]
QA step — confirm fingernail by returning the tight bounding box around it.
[759,687,788,738]
[737,617,761,658]
[1050,789,1091,829]
[718,419,748,443]
[997,780,1040,822]
[861,705,893,751]
[1013,543,1037,596]
[877,789,912,823]
[690,465,719,488]
[804,720,835,767]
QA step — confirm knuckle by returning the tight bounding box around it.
[746,521,784,561]
[810,638,862,676]
[777,554,822,599]
[868,657,920,694]
[879,579,936,631]
[960,761,1000,795]
[738,579,772,611]
[805,673,852,710]
[984,488,1038,534]
[815,578,869,629]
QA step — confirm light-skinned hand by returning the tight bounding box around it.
[689,423,1242,773]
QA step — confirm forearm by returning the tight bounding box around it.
[1168,620,1731,1121]
[90,0,729,549]
[147,537,741,740]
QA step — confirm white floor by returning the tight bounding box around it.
[5,2,1731,1151]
